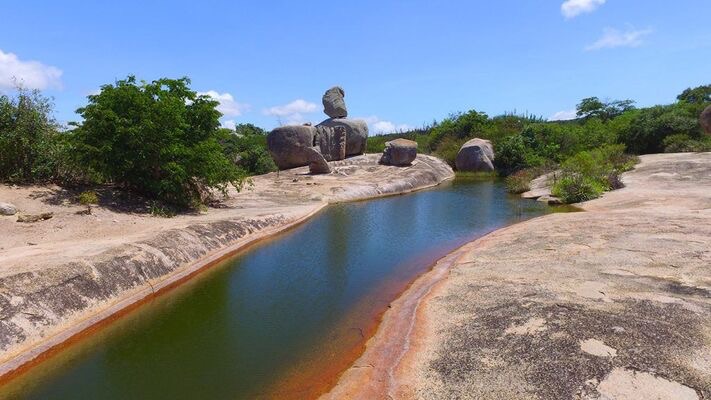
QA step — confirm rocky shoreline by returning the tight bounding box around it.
[0,154,454,382]
[324,152,711,400]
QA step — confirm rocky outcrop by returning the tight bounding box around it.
[316,118,368,156]
[316,125,347,161]
[455,138,495,172]
[305,147,331,174]
[266,125,316,170]
[0,202,16,216]
[380,138,417,166]
[701,105,711,135]
[322,86,347,118]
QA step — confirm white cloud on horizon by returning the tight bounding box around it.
[549,110,577,121]
[222,119,237,130]
[361,116,414,135]
[586,27,653,51]
[197,90,249,117]
[561,0,606,19]
[0,49,63,91]
[263,99,318,125]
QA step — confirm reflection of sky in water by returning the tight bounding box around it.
[5,179,553,400]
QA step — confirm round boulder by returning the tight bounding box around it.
[455,138,495,172]
[701,105,711,135]
[380,138,417,166]
[305,147,331,175]
[267,125,316,170]
[323,86,347,119]
[316,118,368,156]
[0,202,17,216]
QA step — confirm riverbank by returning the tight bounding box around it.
[325,152,711,399]
[0,154,454,381]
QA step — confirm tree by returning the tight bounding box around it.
[576,97,635,121]
[677,84,711,104]
[0,87,64,182]
[219,123,277,176]
[71,76,244,207]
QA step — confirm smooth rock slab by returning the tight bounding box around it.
[596,368,698,400]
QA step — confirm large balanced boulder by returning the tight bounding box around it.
[322,86,347,118]
[380,138,417,166]
[305,147,331,174]
[455,138,495,172]
[266,125,316,170]
[315,125,347,161]
[701,105,711,135]
[316,118,368,156]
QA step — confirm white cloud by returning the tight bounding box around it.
[222,119,236,130]
[197,90,249,117]
[586,27,653,51]
[263,99,318,125]
[561,0,606,19]
[0,49,62,91]
[549,110,577,121]
[361,116,414,135]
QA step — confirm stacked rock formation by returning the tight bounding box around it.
[380,138,417,166]
[267,86,369,173]
[455,138,495,172]
[701,105,711,135]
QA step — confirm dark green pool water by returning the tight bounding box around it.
[1,178,561,399]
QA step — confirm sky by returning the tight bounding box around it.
[1,0,710,134]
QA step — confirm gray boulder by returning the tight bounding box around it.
[455,138,495,172]
[322,86,347,118]
[305,147,331,174]
[0,202,17,216]
[315,125,347,161]
[316,118,368,156]
[267,125,316,170]
[701,105,711,135]
[381,138,417,166]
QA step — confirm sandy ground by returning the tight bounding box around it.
[325,152,711,400]
[0,154,454,379]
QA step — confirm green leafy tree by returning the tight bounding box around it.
[220,123,277,176]
[677,84,711,104]
[0,87,66,182]
[619,103,702,154]
[576,97,635,121]
[71,76,244,207]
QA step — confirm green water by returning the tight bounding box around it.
[1,178,563,399]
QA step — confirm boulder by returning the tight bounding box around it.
[455,138,495,172]
[0,202,17,216]
[322,86,347,118]
[380,138,417,166]
[316,118,368,156]
[267,125,316,170]
[315,125,347,161]
[701,105,711,135]
[305,147,331,174]
[17,212,53,223]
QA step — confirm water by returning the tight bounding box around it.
[1,178,563,399]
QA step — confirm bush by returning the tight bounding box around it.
[552,175,607,203]
[433,136,466,167]
[0,87,68,183]
[505,169,535,194]
[220,124,277,176]
[618,103,704,154]
[78,190,99,205]
[663,134,711,153]
[494,135,531,175]
[71,76,245,208]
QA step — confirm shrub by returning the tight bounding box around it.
[663,134,711,153]
[71,76,245,208]
[78,190,99,205]
[494,135,530,175]
[505,169,535,194]
[552,175,607,203]
[220,124,277,176]
[0,87,67,183]
[433,136,466,167]
[618,103,704,154]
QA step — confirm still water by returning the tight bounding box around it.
[1,178,562,399]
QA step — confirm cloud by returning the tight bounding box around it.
[586,27,653,51]
[361,116,413,135]
[263,99,318,125]
[549,110,577,121]
[0,49,62,91]
[222,119,236,130]
[561,0,606,19]
[197,90,249,117]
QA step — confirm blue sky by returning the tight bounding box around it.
[1,0,709,134]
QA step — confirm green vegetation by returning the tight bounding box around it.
[219,123,277,176]
[78,190,99,205]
